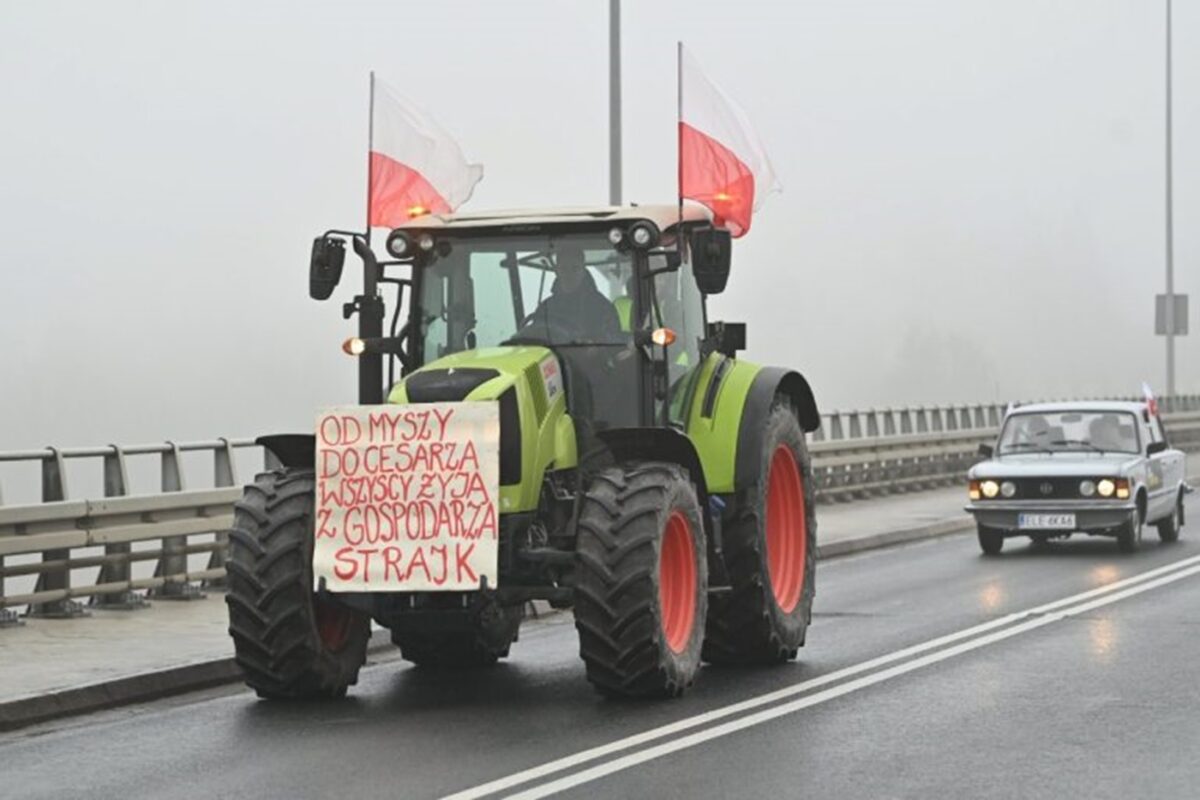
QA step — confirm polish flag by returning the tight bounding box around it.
[368,76,483,227]
[679,46,780,237]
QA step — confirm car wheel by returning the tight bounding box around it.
[1116,511,1143,554]
[977,524,1004,556]
[1156,492,1183,544]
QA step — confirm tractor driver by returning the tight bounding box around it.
[525,245,622,343]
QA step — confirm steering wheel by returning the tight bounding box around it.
[502,315,580,347]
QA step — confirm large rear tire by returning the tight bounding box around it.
[574,462,708,698]
[703,402,817,665]
[225,468,370,699]
[391,605,522,668]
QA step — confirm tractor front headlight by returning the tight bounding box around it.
[1000,481,1017,498]
[981,480,1000,499]
[1079,480,1096,497]
[629,221,659,249]
[1097,479,1116,498]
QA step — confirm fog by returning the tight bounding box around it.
[1,0,1196,453]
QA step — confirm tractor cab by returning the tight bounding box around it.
[383,206,726,438]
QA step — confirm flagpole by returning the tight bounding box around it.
[366,70,376,247]
[677,41,683,233]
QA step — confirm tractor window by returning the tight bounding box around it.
[652,258,706,427]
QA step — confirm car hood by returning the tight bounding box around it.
[970,453,1139,479]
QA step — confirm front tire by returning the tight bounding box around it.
[1156,492,1183,543]
[225,468,370,699]
[703,402,817,665]
[391,605,522,668]
[977,524,1004,555]
[1117,510,1143,554]
[574,462,708,698]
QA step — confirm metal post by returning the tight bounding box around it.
[609,0,622,205]
[204,438,238,587]
[150,442,204,600]
[29,448,88,618]
[1165,0,1176,397]
[92,445,148,609]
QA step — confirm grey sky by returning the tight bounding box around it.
[1,0,1196,453]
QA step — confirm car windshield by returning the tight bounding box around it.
[997,411,1140,455]
[417,233,633,359]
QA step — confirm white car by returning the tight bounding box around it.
[965,400,1189,554]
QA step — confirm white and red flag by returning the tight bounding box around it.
[368,75,483,227]
[678,45,780,237]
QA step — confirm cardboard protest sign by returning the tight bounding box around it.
[312,402,500,592]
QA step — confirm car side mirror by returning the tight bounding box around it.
[977,443,994,458]
[1147,441,1168,456]
[309,236,346,300]
[690,226,732,294]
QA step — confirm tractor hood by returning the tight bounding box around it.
[386,345,575,513]
[387,346,558,406]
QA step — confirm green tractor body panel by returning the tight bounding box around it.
[684,353,764,494]
[387,346,577,514]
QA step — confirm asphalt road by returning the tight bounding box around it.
[3,493,1198,800]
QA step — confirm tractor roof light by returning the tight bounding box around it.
[607,227,625,246]
[417,233,436,252]
[385,230,412,259]
[342,337,367,356]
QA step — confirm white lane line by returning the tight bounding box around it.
[503,562,1200,800]
[441,552,1200,800]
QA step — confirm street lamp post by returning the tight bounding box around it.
[609,0,622,206]
[1165,0,1176,398]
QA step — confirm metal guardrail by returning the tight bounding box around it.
[2,395,1199,623]
[0,439,275,625]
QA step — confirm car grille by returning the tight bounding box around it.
[1010,478,1090,500]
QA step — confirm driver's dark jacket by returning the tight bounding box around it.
[527,274,622,343]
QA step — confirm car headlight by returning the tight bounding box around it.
[1000,481,1017,498]
[1079,480,1096,497]
[1097,479,1115,498]
[981,480,1000,499]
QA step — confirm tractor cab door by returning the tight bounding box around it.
[649,256,706,427]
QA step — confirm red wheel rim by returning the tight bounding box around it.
[659,510,698,654]
[766,444,807,613]
[314,597,354,652]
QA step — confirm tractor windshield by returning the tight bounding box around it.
[416,232,642,431]
[417,233,634,357]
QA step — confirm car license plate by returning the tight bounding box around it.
[1018,513,1075,530]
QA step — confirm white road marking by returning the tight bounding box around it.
[502,562,1200,799]
[441,552,1200,800]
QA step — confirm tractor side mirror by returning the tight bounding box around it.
[309,236,346,300]
[977,443,994,458]
[690,227,732,294]
[1147,441,1168,456]
[707,321,746,356]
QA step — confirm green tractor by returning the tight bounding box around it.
[224,205,820,699]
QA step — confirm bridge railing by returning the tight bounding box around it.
[0,439,277,624]
[2,395,1199,621]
